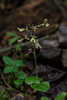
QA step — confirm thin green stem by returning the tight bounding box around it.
[34,47,38,84]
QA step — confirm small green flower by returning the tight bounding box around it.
[31,26,38,33]
[30,35,37,43]
[35,40,42,49]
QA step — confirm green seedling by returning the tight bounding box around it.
[55,92,67,100]
[7,32,19,45]
[7,32,23,59]
[41,92,67,100]
[41,97,51,100]
[3,56,26,89]
[0,90,10,100]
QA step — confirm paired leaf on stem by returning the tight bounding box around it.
[25,76,50,92]
[31,81,50,92]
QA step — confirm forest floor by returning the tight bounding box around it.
[0,0,67,100]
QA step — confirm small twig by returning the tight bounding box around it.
[0,70,22,93]
[0,35,50,53]
[0,42,29,53]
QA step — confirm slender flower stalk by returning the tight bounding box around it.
[34,47,38,84]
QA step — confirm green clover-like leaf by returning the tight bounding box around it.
[3,56,15,66]
[4,66,18,73]
[31,81,50,92]
[25,76,43,85]
[15,60,23,67]
[14,79,24,85]
[15,71,26,79]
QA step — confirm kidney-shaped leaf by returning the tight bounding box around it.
[4,66,18,73]
[31,81,50,92]
[25,76,43,85]
[14,79,24,86]
[15,71,26,79]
